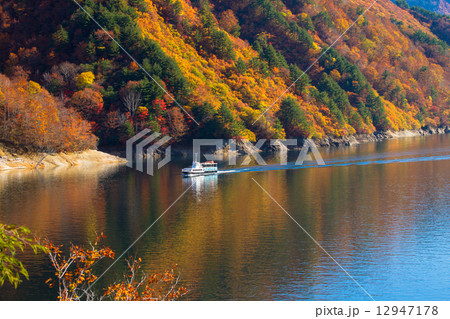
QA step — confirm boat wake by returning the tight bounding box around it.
[217,153,450,175]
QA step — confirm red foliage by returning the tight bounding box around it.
[152,99,167,113]
[66,88,104,121]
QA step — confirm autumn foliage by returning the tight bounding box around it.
[0,0,448,150]
[66,88,104,121]
[104,258,187,301]
[43,234,187,301]
[0,72,97,152]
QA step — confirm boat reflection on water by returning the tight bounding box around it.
[182,173,218,195]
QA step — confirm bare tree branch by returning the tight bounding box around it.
[122,90,141,118]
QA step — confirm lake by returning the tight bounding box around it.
[0,134,449,300]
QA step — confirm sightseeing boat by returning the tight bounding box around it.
[182,159,218,176]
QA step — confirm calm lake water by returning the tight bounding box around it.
[0,134,449,301]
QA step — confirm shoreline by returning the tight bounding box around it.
[172,126,450,156]
[0,146,126,172]
[314,126,449,148]
[1,127,448,171]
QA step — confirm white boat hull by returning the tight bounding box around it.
[182,169,218,176]
[182,159,218,176]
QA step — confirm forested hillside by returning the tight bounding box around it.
[0,0,448,151]
[399,0,450,15]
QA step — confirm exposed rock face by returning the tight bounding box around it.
[0,145,126,171]
[179,127,450,156]
[314,127,449,148]
[4,127,443,170]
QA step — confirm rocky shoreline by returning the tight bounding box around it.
[0,126,448,171]
[314,126,449,148]
[0,145,126,171]
[130,126,450,158]
[206,126,450,155]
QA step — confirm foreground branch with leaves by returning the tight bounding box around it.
[43,234,187,301]
[0,223,47,288]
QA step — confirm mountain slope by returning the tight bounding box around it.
[0,0,448,150]
[403,0,450,14]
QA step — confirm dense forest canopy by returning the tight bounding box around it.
[0,0,448,151]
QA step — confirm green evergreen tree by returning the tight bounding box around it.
[277,97,312,137]
[52,25,69,47]
[318,74,349,111]
[289,64,310,94]
[211,30,236,60]
[366,90,388,130]
[235,57,247,74]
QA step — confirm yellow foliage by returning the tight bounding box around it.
[239,129,256,142]
[27,81,42,94]
[337,18,350,31]
[136,106,147,114]
[130,0,446,139]
[330,69,341,82]
[76,71,95,89]
[384,99,420,130]
[311,42,320,51]
[357,16,365,26]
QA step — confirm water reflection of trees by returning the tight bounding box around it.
[0,164,123,243]
[0,135,448,300]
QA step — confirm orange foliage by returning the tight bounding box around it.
[66,88,104,121]
[1,0,448,146]
[43,234,187,301]
[104,258,187,301]
[0,72,97,152]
